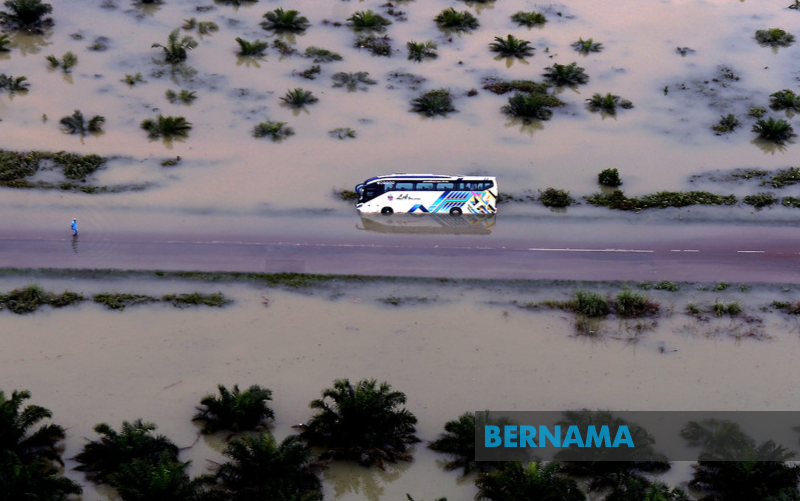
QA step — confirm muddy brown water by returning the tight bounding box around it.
[3,0,800,499]
[3,277,800,499]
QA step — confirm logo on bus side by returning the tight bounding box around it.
[397,194,420,200]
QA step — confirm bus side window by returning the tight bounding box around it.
[416,182,434,191]
[436,183,454,190]
[396,183,414,190]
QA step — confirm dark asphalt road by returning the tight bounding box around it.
[2,213,799,283]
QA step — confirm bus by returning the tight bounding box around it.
[354,174,498,215]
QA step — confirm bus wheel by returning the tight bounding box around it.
[381,207,393,215]
[449,207,463,216]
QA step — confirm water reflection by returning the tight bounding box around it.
[236,55,267,68]
[10,31,53,56]
[357,214,495,235]
[71,235,79,254]
[325,460,408,501]
[751,137,793,155]
[504,117,545,136]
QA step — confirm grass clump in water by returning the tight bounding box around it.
[354,34,392,56]
[614,289,659,317]
[304,46,342,63]
[781,196,800,207]
[161,292,231,308]
[0,284,83,314]
[712,114,740,134]
[140,115,192,140]
[749,106,767,118]
[538,188,574,208]
[329,127,356,139]
[572,290,610,317]
[598,168,622,187]
[435,8,479,31]
[713,301,742,317]
[0,149,107,187]
[410,88,456,117]
[585,190,737,210]
[755,28,795,46]
[482,78,550,95]
[253,120,294,141]
[743,193,777,209]
[122,73,144,86]
[654,280,680,292]
[766,167,800,188]
[511,11,546,27]
[93,293,157,310]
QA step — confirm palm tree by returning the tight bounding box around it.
[280,88,318,107]
[0,33,10,51]
[434,8,479,31]
[770,89,800,111]
[554,410,670,492]
[586,93,634,114]
[74,419,179,483]
[348,10,392,31]
[261,8,310,33]
[253,120,294,140]
[0,0,53,30]
[235,37,268,56]
[407,41,437,62]
[218,433,324,501]
[511,11,546,27]
[690,461,800,501]
[141,115,192,139]
[0,451,82,501]
[0,389,66,466]
[192,384,274,434]
[543,62,589,86]
[0,74,29,93]
[429,412,495,475]
[59,110,105,136]
[501,92,564,121]
[152,29,198,64]
[606,478,690,501]
[489,35,534,58]
[475,461,586,501]
[107,452,220,501]
[752,117,796,143]
[411,89,456,117]
[300,378,420,468]
[572,37,603,54]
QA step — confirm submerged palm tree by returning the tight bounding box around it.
[489,35,534,58]
[0,389,66,466]
[501,92,564,121]
[192,384,274,434]
[411,88,456,117]
[0,0,53,30]
[300,378,420,468]
[429,412,482,475]
[59,110,105,136]
[253,120,294,140]
[475,461,586,501]
[280,88,318,107]
[0,73,29,93]
[218,433,324,501]
[752,117,796,143]
[769,89,800,111]
[572,37,603,54]
[140,115,192,139]
[348,10,392,31]
[407,40,437,61]
[434,8,479,31]
[261,7,310,33]
[331,71,377,91]
[107,452,219,501]
[152,29,198,64]
[755,27,795,46]
[586,93,633,113]
[543,62,589,86]
[511,11,546,27]
[74,419,179,483]
[235,37,268,56]
[690,460,800,501]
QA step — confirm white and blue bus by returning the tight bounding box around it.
[354,174,498,215]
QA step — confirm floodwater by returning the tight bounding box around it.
[3,0,800,499]
[1,0,800,227]
[3,276,800,499]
